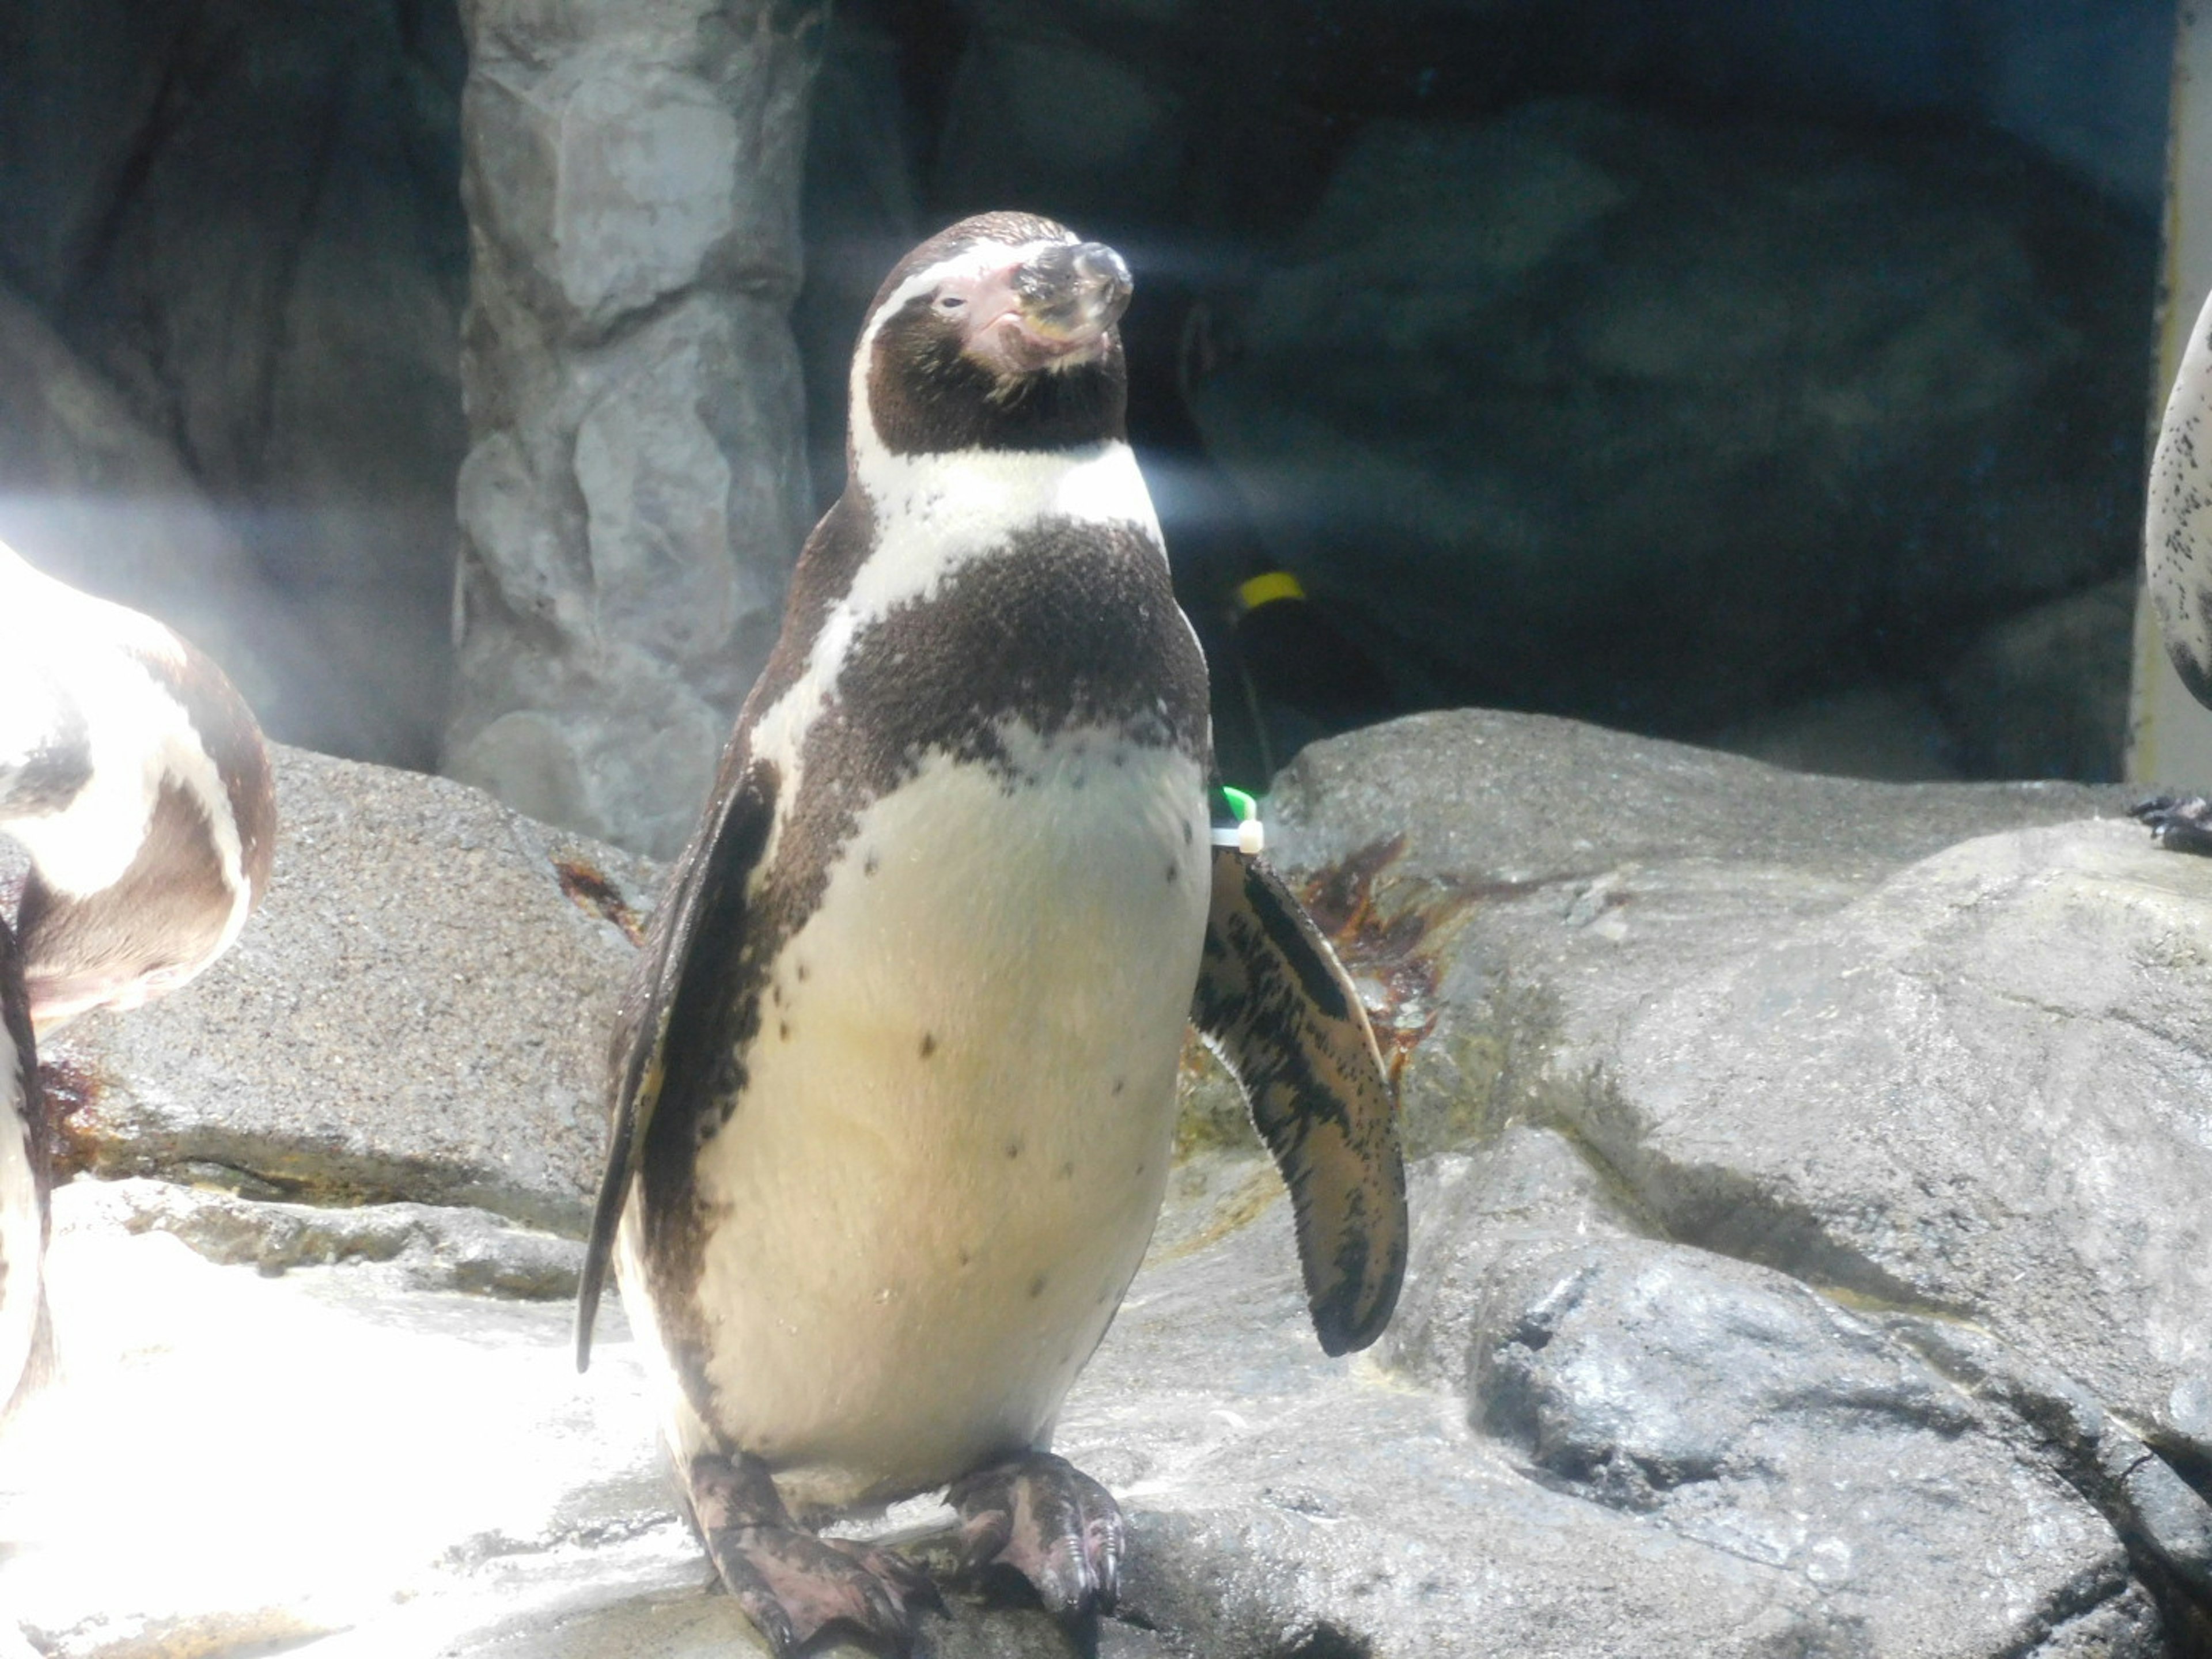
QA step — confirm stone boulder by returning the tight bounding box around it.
[43,744,658,1236]
[446,0,825,858]
[7,711,2212,1656]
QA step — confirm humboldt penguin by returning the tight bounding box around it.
[575,212,1408,1654]
[0,540,278,1415]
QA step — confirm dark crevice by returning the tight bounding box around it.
[1271,1622,1371,1659]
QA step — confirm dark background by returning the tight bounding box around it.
[0,0,2175,791]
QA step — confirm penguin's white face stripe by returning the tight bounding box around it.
[0,1014,39,1406]
[747,438,1169,876]
[847,236,1074,494]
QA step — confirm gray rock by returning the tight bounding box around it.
[1263,709,2133,1154]
[447,0,825,857]
[1589,819,2212,1479]
[74,1177,585,1300]
[1467,1232,2134,1654]
[46,745,656,1236]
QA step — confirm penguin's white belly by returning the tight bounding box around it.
[684,728,1207,1509]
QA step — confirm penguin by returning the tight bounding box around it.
[575,212,1407,1655]
[0,539,278,1416]
[0,915,46,1424]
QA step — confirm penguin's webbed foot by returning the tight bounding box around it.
[690,1453,935,1656]
[949,1450,1124,1622]
[2133,794,2212,855]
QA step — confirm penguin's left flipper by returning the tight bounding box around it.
[2133,795,2212,856]
[1191,846,1408,1355]
[576,758,775,1370]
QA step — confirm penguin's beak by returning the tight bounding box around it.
[961,242,1132,376]
[1012,242,1132,347]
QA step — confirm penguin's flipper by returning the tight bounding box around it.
[1191,846,1407,1355]
[576,760,775,1370]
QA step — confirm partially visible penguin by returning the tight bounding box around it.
[575,212,1407,1654]
[0,915,45,1425]
[0,539,278,1416]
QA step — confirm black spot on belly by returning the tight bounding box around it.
[1182,820,1192,844]
[1029,1274,1048,1298]
[1058,1161,1074,1180]
[920,1032,938,1058]
[796,962,809,983]
[1164,862,1177,884]
[864,851,880,877]
[958,1247,972,1268]
[1111,1077,1124,1096]
[779,1021,792,1041]
[1005,1138,1024,1160]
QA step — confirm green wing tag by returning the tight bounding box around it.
[1210,785,1265,856]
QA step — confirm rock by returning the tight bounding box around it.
[77,1177,585,1301]
[1468,1230,2140,1653]
[1263,708,2133,1158]
[1591,820,2212,1478]
[447,0,826,857]
[1184,100,2151,743]
[0,0,470,771]
[44,745,657,1236]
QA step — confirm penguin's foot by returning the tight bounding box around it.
[690,1453,935,1656]
[2133,794,2212,855]
[949,1450,1124,1620]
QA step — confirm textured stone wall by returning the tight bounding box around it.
[446,0,827,858]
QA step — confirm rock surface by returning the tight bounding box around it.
[8,710,2212,1656]
[44,745,658,1236]
[445,0,826,858]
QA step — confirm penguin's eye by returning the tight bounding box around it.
[934,293,966,313]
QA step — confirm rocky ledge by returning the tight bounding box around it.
[3,713,2209,1657]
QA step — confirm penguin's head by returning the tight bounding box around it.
[851,212,1134,464]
